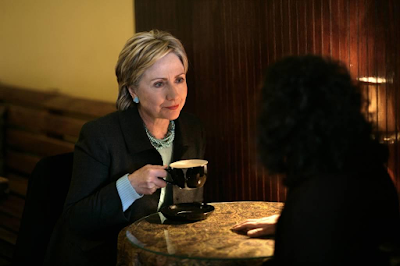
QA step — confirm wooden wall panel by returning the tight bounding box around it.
[135,0,400,203]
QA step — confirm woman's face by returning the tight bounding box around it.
[129,52,187,125]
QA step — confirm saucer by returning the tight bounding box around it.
[160,202,214,221]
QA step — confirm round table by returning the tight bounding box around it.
[117,201,284,266]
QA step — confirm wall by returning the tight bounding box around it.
[0,0,135,103]
[135,0,400,203]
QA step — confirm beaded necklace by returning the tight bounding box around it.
[144,121,175,151]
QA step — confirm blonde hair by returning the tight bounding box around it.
[115,30,189,110]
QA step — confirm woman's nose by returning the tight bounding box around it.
[166,84,179,100]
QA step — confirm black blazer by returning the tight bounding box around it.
[44,107,206,266]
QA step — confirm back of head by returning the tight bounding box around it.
[115,30,188,110]
[258,55,388,186]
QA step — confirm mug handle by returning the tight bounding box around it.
[158,167,175,185]
[157,176,176,185]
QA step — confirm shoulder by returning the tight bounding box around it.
[80,108,139,136]
[77,111,126,151]
[76,111,121,148]
[81,111,120,132]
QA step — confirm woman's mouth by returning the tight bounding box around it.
[165,104,179,110]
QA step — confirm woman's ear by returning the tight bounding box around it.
[128,86,140,104]
[128,86,136,98]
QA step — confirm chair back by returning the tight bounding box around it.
[12,152,74,266]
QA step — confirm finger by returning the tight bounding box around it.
[247,228,266,238]
[231,223,246,230]
[153,177,167,188]
[139,182,156,191]
[149,168,168,179]
[230,223,244,230]
[141,187,158,195]
[231,223,249,231]
[231,223,257,232]
[231,219,255,229]
[234,217,278,230]
[248,225,275,237]
[145,164,168,170]
[231,219,261,230]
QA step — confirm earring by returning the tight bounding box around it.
[133,96,139,104]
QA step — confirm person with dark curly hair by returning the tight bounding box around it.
[232,55,400,265]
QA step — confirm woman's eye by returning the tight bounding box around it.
[154,82,163,88]
[176,77,185,83]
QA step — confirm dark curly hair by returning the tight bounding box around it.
[258,55,388,187]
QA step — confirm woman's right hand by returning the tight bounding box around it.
[128,165,167,195]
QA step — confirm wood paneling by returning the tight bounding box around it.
[135,0,400,203]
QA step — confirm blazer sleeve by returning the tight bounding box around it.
[63,120,129,236]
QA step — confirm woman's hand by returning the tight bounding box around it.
[128,164,167,195]
[230,214,280,237]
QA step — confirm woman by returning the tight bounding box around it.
[232,55,400,265]
[44,30,205,266]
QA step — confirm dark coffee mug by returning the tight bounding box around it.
[164,159,208,189]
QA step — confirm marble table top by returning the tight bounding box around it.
[117,201,284,266]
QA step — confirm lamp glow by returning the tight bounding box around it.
[358,76,391,84]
